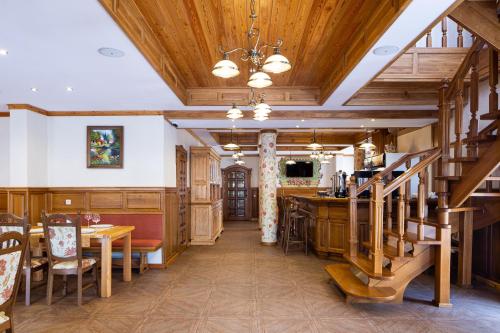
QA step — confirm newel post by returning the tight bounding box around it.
[348,176,358,257]
[371,177,384,275]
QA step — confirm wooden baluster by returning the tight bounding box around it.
[397,183,406,257]
[454,78,464,176]
[457,25,463,47]
[371,178,384,275]
[405,160,412,220]
[426,31,433,47]
[417,162,426,241]
[441,18,448,47]
[486,180,493,193]
[386,174,393,233]
[489,48,498,116]
[368,186,373,246]
[348,176,358,257]
[435,79,452,307]
[467,49,480,158]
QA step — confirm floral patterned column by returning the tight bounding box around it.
[259,130,278,245]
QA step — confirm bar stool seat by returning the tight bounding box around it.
[283,200,308,256]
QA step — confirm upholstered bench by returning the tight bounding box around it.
[88,214,163,274]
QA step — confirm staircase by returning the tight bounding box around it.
[326,15,500,306]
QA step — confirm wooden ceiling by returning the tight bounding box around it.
[100,0,410,104]
[211,131,363,146]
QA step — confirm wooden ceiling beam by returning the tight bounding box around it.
[164,109,437,120]
[214,131,358,145]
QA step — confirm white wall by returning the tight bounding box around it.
[221,156,260,187]
[176,128,204,185]
[47,116,165,187]
[27,111,48,187]
[0,117,9,186]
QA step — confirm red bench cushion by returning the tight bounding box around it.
[98,214,163,240]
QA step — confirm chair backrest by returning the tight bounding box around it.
[41,213,82,268]
[0,213,31,265]
[0,231,29,314]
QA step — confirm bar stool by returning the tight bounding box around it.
[277,196,290,247]
[283,199,308,256]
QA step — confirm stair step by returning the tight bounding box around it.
[361,241,412,261]
[383,229,400,238]
[345,254,395,280]
[449,157,478,163]
[470,192,500,197]
[406,216,438,227]
[325,264,398,302]
[480,111,500,120]
[434,176,461,181]
[439,206,482,213]
[405,232,441,245]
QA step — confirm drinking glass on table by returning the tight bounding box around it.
[92,213,101,227]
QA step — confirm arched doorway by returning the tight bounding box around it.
[222,165,252,221]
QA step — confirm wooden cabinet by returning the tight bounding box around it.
[190,147,223,245]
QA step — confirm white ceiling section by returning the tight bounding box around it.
[0,0,454,128]
[0,0,183,110]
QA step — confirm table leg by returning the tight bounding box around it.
[123,232,132,282]
[100,237,112,297]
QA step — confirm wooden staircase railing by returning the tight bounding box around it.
[348,148,441,276]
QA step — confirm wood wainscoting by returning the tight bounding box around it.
[0,187,188,266]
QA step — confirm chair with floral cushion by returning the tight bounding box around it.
[0,230,29,333]
[0,213,48,306]
[42,213,99,306]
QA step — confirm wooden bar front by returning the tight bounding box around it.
[291,195,369,257]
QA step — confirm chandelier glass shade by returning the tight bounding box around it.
[226,104,243,120]
[247,71,273,88]
[235,159,245,165]
[262,49,292,74]
[223,129,240,151]
[307,130,323,150]
[359,130,376,149]
[212,58,239,78]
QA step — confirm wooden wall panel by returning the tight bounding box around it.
[29,191,47,225]
[49,192,86,212]
[251,188,259,220]
[125,192,162,210]
[0,191,7,212]
[89,192,123,209]
[9,192,27,217]
[164,188,179,264]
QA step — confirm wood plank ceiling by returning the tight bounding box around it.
[99,0,410,104]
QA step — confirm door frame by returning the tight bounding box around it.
[222,165,252,221]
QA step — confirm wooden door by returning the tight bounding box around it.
[176,146,188,248]
[222,165,252,221]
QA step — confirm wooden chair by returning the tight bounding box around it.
[0,230,30,333]
[283,198,308,256]
[42,213,99,306]
[0,213,48,306]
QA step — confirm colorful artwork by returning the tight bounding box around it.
[87,126,123,168]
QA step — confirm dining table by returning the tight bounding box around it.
[30,225,135,298]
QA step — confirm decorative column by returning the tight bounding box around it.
[259,130,278,245]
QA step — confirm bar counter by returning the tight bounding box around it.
[291,195,370,257]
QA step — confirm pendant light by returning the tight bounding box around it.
[226,104,243,120]
[247,70,273,88]
[212,53,240,78]
[223,129,240,150]
[285,152,296,165]
[306,130,323,150]
[360,130,376,149]
[262,48,291,74]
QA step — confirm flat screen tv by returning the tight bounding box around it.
[286,161,313,177]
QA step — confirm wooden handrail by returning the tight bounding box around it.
[356,148,439,196]
[383,149,442,197]
[446,38,485,100]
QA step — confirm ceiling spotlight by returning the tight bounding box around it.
[301,119,305,122]
[66,86,74,92]
[360,125,364,128]
[373,45,399,56]
[371,118,375,122]
[98,47,125,58]
[31,87,38,92]
[0,49,8,56]
[295,125,300,128]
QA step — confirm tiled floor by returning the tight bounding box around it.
[13,221,500,332]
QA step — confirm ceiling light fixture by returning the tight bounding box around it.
[306,130,323,150]
[0,49,8,56]
[223,129,240,151]
[226,104,243,120]
[360,130,376,149]
[98,47,125,58]
[66,86,74,92]
[30,87,38,92]
[285,152,296,165]
[373,45,399,56]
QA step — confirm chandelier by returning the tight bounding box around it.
[215,0,291,122]
[223,129,240,151]
[359,130,376,149]
[306,130,323,150]
[285,152,296,165]
[310,150,334,164]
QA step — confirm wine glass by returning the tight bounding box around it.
[91,213,101,227]
[84,212,92,227]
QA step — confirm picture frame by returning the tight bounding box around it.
[86,126,124,168]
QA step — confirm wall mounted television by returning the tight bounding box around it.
[285,161,313,177]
